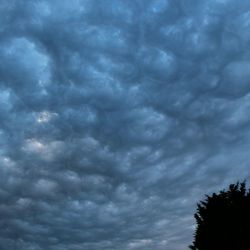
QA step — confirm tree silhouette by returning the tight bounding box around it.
[190,181,250,250]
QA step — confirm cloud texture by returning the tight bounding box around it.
[1,0,250,249]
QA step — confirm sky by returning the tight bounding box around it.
[0,0,250,249]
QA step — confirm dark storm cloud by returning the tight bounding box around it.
[1,0,250,249]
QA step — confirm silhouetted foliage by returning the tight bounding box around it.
[190,181,250,250]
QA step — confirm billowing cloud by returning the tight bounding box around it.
[1,0,250,249]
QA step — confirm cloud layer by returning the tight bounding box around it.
[1,0,250,249]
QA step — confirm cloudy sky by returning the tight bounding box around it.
[1,0,250,249]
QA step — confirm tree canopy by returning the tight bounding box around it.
[190,181,250,250]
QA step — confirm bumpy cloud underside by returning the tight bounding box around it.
[1,0,250,249]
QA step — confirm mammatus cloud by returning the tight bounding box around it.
[1,0,250,249]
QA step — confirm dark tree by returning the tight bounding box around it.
[190,182,250,250]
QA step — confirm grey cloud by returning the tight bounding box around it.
[1,0,250,249]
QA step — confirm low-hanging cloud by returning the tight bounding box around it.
[1,0,250,249]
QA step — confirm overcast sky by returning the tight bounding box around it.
[1,0,250,249]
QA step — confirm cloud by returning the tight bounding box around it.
[1,0,250,249]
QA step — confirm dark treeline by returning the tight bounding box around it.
[190,181,250,250]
